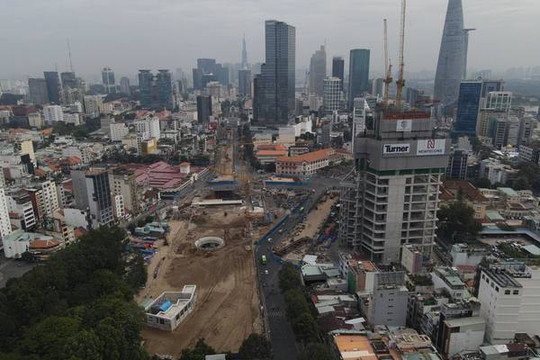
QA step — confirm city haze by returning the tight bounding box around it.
[1,0,539,78]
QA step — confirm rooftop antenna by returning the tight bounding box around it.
[67,39,74,72]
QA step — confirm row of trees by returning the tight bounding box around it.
[179,334,272,360]
[0,227,148,359]
[278,265,334,360]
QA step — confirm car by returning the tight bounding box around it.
[267,237,272,242]
[264,270,269,275]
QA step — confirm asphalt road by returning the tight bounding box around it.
[254,176,336,360]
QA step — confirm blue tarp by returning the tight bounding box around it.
[159,300,172,312]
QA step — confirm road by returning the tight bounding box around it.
[254,176,336,360]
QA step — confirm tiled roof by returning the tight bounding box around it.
[276,148,335,164]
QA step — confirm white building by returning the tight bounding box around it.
[143,285,197,331]
[479,158,519,185]
[43,105,64,124]
[62,112,82,125]
[84,95,103,118]
[109,123,129,141]
[478,265,540,344]
[113,194,125,219]
[440,317,486,359]
[133,116,160,140]
[431,267,470,300]
[0,187,12,242]
[487,91,512,112]
[323,77,343,113]
[6,191,36,231]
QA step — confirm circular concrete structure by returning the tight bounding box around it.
[195,236,225,251]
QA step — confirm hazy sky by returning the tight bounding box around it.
[2,0,539,79]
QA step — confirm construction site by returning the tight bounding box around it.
[138,125,275,355]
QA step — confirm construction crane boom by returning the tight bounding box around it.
[383,19,393,108]
[395,0,407,109]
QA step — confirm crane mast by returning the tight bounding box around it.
[395,0,406,109]
[383,19,393,108]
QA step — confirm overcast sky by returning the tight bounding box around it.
[1,0,539,80]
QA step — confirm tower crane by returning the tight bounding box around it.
[395,0,407,109]
[383,19,393,109]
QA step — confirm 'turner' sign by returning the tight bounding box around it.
[383,143,410,155]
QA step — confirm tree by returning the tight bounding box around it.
[238,333,272,360]
[278,265,302,292]
[292,313,319,344]
[298,343,334,360]
[20,316,80,360]
[437,200,482,243]
[512,176,531,191]
[180,338,216,360]
[284,289,310,322]
[473,177,492,189]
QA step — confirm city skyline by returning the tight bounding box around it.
[1,0,539,79]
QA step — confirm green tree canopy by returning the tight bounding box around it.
[298,343,334,360]
[437,200,482,243]
[238,333,272,360]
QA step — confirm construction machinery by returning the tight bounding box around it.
[395,0,407,109]
[383,19,393,108]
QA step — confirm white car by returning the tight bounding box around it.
[264,270,269,275]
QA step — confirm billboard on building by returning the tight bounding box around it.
[383,143,411,155]
[417,139,446,156]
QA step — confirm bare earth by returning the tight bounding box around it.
[139,207,262,356]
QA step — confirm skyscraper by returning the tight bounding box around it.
[156,70,173,110]
[238,69,252,97]
[434,0,470,113]
[254,20,296,124]
[43,71,63,104]
[72,169,113,228]
[453,80,482,136]
[138,70,154,108]
[332,56,345,89]
[60,72,77,89]
[102,67,116,94]
[28,78,49,104]
[197,95,212,123]
[340,112,449,263]
[348,49,370,110]
[323,77,342,113]
[309,45,326,96]
[241,34,248,70]
[119,77,131,95]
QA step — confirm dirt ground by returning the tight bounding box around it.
[282,196,338,262]
[139,206,262,356]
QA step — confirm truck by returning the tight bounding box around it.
[261,255,268,265]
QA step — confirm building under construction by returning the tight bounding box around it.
[339,108,450,264]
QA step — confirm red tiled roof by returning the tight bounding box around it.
[256,150,288,156]
[276,148,335,164]
[442,180,488,202]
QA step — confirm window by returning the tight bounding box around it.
[513,290,519,295]
[495,286,499,292]
[505,290,511,295]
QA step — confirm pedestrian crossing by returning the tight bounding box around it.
[266,309,285,318]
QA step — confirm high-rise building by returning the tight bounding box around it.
[238,69,252,97]
[28,78,49,104]
[323,77,342,113]
[156,70,173,110]
[340,112,449,263]
[348,49,370,110]
[0,183,12,243]
[138,70,173,110]
[197,95,212,123]
[43,105,64,124]
[519,117,535,146]
[60,72,77,89]
[446,149,468,179]
[102,67,116,94]
[453,80,482,136]
[254,20,296,124]
[241,34,248,70]
[71,169,113,228]
[84,95,102,118]
[372,78,384,97]
[309,45,326,96]
[43,71,63,104]
[332,56,345,89]
[434,0,470,113]
[119,77,131,95]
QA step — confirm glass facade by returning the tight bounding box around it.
[348,49,370,110]
[454,81,482,136]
